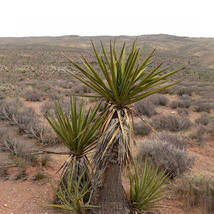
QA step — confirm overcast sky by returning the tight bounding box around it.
[1,0,214,38]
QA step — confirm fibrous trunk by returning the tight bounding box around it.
[89,114,134,214]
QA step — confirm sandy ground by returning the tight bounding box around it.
[0,95,214,214]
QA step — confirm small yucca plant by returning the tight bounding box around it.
[46,98,102,201]
[129,159,167,211]
[45,168,96,214]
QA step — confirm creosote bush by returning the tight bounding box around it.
[136,139,194,179]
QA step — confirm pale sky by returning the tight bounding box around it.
[0,0,214,38]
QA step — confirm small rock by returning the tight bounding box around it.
[3,204,7,207]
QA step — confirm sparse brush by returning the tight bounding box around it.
[32,170,46,181]
[0,135,38,164]
[152,132,187,149]
[195,114,210,125]
[129,159,167,211]
[193,101,212,113]
[147,94,169,106]
[40,155,51,167]
[136,139,194,179]
[135,100,156,118]
[175,86,193,96]
[152,115,192,132]
[177,108,189,116]
[133,120,151,137]
[190,125,207,146]
[174,176,214,213]
[170,100,191,109]
[0,98,46,142]
[25,90,43,102]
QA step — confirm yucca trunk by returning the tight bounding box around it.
[89,113,134,214]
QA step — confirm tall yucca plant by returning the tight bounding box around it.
[46,98,102,202]
[65,40,180,213]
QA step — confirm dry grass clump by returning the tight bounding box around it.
[136,139,194,179]
[174,176,214,213]
[152,115,192,132]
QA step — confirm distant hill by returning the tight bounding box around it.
[0,34,214,83]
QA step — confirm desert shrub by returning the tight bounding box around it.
[0,98,46,142]
[0,135,38,163]
[190,125,207,145]
[135,100,156,118]
[193,101,212,113]
[73,84,91,94]
[136,139,194,179]
[177,108,189,116]
[178,100,191,108]
[152,115,192,132]
[195,114,210,125]
[153,132,187,149]
[148,94,169,106]
[176,86,193,96]
[170,100,191,109]
[133,120,151,137]
[31,170,46,181]
[174,176,214,213]
[0,168,8,180]
[170,101,178,109]
[25,90,43,102]
[13,168,27,181]
[41,99,72,116]
[0,98,23,121]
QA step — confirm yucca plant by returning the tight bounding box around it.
[44,168,96,214]
[129,159,167,212]
[65,40,180,213]
[46,98,102,202]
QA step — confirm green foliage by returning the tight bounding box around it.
[66,40,180,106]
[128,159,167,211]
[44,168,95,214]
[46,98,102,156]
